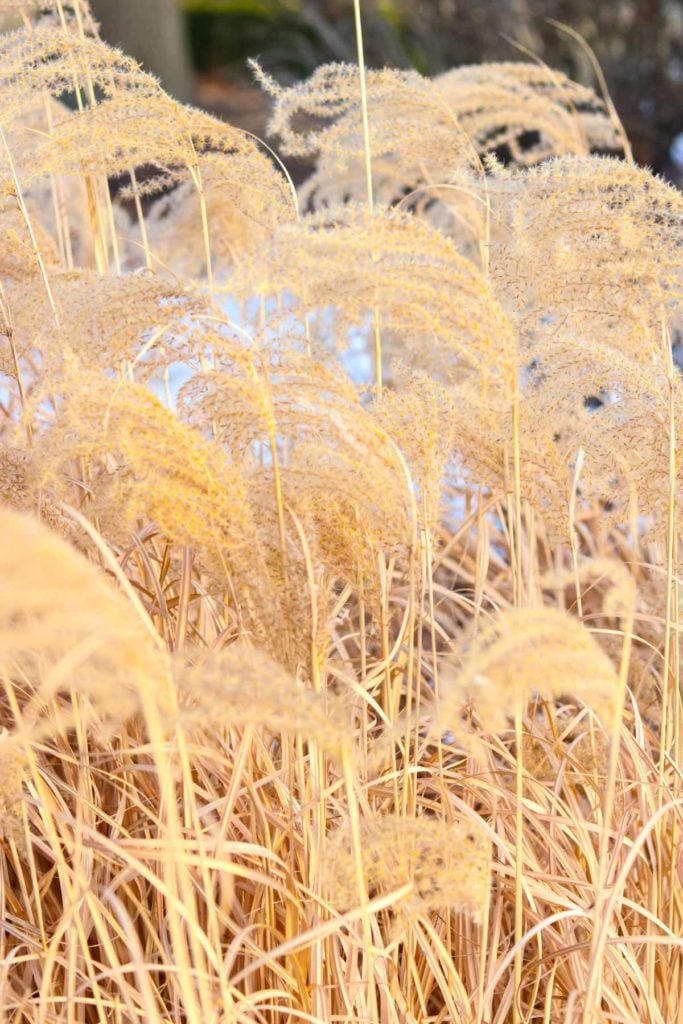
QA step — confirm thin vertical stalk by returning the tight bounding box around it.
[660,320,681,942]
[130,168,153,270]
[513,694,525,1024]
[352,0,383,392]
[352,0,374,216]
[0,284,31,440]
[510,380,525,1024]
[569,448,586,619]
[581,599,634,1024]
[0,127,60,330]
[173,546,194,652]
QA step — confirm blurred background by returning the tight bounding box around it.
[89,0,683,182]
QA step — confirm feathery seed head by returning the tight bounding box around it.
[325,812,491,920]
[0,506,166,735]
[439,606,620,737]
[175,645,352,759]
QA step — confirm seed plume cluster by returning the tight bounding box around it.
[0,4,681,1023]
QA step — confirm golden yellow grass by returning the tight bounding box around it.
[1,3,682,1023]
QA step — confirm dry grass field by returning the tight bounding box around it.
[1,3,682,1022]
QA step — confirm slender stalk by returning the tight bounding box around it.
[510,381,525,1024]
[569,447,586,619]
[352,0,383,392]
[0,127,61,330]
[513,695,525,1024]
[0,284,31,441]
[352,0,374,215]
[582,591,635,1024]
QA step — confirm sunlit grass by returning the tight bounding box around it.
[1,3,682,1023]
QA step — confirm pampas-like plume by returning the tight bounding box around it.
[0,203,60,283]
[0,20,293,279]
[0,505,164,734]
[175,645,352,759]
[372,367,460,537]
[389,155,683,536]
[254,60,474,170]
[259,60,477,214]
[229,204,517,390]
[521,335,681,535]
[0,441,69,533]
[26,352,384,667]
[438,606,619,737]
[0,20,154,132]
[177,332,412,603]
[324,812,491,920]
[489,155,683,362]
[28,355,261,576]
[144,149,294,278]
[542,557,638,623]
[0,728,26,847]
[0,97,95,268]
[434,63,618,166]
[5,268,211,381]
[0,1,96,31]
[40,92,292,207]
[426,374,574,537]
[260,60,616,212]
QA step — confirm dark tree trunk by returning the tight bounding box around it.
[90,0,194,102]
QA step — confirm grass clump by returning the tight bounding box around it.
[1,3,682,1023]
